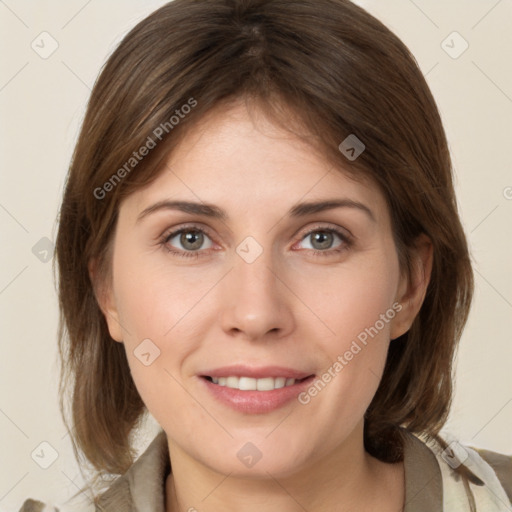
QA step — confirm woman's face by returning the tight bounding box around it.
[101,101,413,478]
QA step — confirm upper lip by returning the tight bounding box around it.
[200,365,314,380]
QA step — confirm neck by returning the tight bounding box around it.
[164,424,404,512]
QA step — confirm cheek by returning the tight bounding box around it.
[307,251,400,349]
[302,252,400,408]
[111,263,202,429]
[112,245,210,343]
[110,249,219,412]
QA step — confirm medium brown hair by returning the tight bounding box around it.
[55,0,475,499]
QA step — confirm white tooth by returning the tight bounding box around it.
[238,377,257,390]
[274,377,286,389]
[256,377,275,391]
[226,376,239,388]
[212,376,298,390]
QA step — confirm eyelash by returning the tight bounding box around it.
[159,224,353,259]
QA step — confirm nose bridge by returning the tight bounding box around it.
[220,235,293,339]
[235,240,277,297]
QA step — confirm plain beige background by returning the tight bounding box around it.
[0,0,511,509]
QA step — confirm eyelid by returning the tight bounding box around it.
[160,222,215,240]
[295,222,353,242]
[161,221,352,244]
[159,220,354,261]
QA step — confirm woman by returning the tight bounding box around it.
[19,0,512,511]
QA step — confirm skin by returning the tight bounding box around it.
[95,99,433,512]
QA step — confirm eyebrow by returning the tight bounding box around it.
[136,198,376,223]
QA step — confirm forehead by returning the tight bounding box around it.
[123,102,388,223]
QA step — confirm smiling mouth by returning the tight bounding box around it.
[202,375,314,391]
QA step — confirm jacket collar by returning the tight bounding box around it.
[97,428,443,511]
[402,430,443,511]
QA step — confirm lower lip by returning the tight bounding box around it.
[199,376,316,414]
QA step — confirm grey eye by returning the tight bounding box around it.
[167,229,213,251]
[300,230,342,251]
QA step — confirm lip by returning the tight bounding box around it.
[198,365,316,414]
[199,365,313,380]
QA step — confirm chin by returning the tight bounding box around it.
[197,443,311,480]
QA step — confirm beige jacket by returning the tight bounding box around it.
[19,429,512,512]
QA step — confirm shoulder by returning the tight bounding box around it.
[17,474,134,512]
[473,447,512,504]
[17,496,95,512]
[18,429,169,512]
[401,429,512,510]
[18,499,59,512]
[94,477,135,511]
[96,428,169,511]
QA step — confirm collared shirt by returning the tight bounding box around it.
[19,429,512,512]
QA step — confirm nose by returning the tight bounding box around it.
[219,244,295,342]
